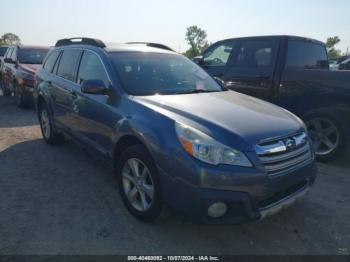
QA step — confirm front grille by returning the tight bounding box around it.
[256,132,313,176]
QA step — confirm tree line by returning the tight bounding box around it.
[183,26,347,59]
[0,30,346,60]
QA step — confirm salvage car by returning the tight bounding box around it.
[34,37,317,224]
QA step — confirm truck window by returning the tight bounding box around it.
[203,41,236,66]
[234,40,276,68]
[286,40,328,69]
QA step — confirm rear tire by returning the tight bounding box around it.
[116,144,162,222]
[1,80,11,96]
[304,111,347,162]
[39,103,64,145]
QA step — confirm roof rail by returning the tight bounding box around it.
[126,42,174,51]
[55,37,106,48]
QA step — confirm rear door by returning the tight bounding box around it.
[49,49,82,129]
[223,38,280,101]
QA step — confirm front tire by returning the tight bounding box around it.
[116,144,162,222]
[39,103,64,145]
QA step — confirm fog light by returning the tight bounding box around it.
[207,202,228,218]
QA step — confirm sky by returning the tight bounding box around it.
[0,0,349,54]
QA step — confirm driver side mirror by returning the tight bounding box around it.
[81,79,109,95]
[193,56,204,65]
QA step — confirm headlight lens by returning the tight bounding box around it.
[175,122,252,167]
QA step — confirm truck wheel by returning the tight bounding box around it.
[116,144,162,222]
[39,103,64,145]
[304,112,347,162]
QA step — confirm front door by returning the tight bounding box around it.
[223,38,280,101]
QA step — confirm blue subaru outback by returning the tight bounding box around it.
[35,38,317,224]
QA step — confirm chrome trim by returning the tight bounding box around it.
[264,151,312,172]
[259,185,310,220]
[259,143,310,164]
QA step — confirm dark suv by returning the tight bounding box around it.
[35,38,317,224]
[1,45,49,107]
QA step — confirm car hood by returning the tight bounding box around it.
[132,91,304,150]
[19,64,40,74]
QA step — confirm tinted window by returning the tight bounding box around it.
[286,40,328,69]
[57,49,81,81]
[235,40,275,67]
[0,47,8,57]
[18,48,49,64]
[43,50,60,73]
[77,51,109,87]
[203,42,235,66]
[111,52,223,96]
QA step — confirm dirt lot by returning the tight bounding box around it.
[0,93,349,255]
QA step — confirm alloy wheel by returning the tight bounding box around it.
[122,158,154,212]
[40,109,51,140]
[306,117,339,156]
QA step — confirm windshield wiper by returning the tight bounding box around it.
[173,89,222,95]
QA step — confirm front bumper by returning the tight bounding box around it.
[158,156,317,224]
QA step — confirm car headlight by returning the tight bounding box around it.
[175,122,252,167]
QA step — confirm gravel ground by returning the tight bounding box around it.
[0,93,349,255]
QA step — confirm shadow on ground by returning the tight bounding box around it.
[0,138,349,255]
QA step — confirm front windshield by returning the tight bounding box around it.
[18,49,49,64]
[110,52,223,96]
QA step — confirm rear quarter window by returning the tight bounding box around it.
[286,40,328,69]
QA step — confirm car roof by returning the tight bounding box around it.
[215,35,325,45]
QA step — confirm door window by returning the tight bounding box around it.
[56,49,81,81]
[203,42,235,66]
[43,50,61,73]
[235,40,276,67]
[77,51,110,87]
[5,48,13,60]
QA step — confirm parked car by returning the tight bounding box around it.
[34,37,317,224]
[338,57,350,70]
[329,56,350,71]
[0,45,9,86]
[1,45,50,107]
[194,35,350,161]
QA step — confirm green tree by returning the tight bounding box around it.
[326,36,341,59]
[0,33,21,45]
[184,26,209,58]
